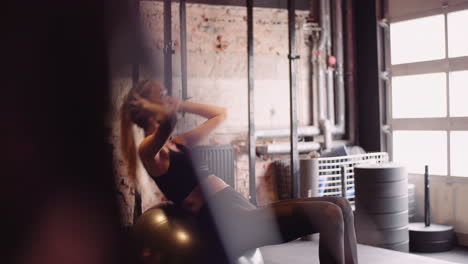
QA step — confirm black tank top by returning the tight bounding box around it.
[153,143,211,203]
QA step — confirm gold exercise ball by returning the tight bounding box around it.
[132,202,203,264]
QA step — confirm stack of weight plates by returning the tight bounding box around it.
[354,163,409,252]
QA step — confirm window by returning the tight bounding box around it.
[449,71,468,117]
[388,7,468,177]
[390,15,445,65]
[393,131,447,175]
[392,73,446,118]
[448,9,468,58]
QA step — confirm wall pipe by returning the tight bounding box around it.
[288,0,300,198]
[163,0,173,95]
[257,142,321,155]
[256,126,320,138]
[325,0,335,128]
[318,0,334,150]
[179,0,189,100]
[256,124,350,139]
[317,0,328,51]
[311,37,320,127]
[259,0,348,146]
[326,67,335,125]
[332,0,346,135]
[257,140,351,155]
[343,0,357,144]
[317,0,328,122]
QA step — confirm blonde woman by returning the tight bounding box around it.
[121,80,358,264]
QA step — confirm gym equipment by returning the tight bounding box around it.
[408,166,455,252]
[299,158,320,198]
[274,152,389,202]
[132,202,204,264]
[354,163,409,252]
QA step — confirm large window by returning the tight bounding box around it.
[448,9,468,58]
[388,4,468,177]
[390,15,446,65]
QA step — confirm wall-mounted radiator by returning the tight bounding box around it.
[191,145,236,187]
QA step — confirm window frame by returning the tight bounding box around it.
[384,0,468,182]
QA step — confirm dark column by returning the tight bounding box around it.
[163,0,173,95]
[288,0,300,198]
[247,0,256,204]
[355,0,384,152]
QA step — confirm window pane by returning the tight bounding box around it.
[449,71,468,117]
[392,73,446,118]
[450,131,468,177]
[390,15,445,65]
[393,130,447,175]
[448,9,468,58]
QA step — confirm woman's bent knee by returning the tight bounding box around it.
[324,204,345,233]
[328,197,353,218]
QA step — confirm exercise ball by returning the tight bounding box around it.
[132,202,203,264]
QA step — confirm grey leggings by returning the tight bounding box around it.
[197,187,358,264]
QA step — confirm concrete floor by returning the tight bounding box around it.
[412,246,468,264]
[257,241,462,264]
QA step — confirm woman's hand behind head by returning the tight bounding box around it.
[129,93,153,112]
[130,93,179,129]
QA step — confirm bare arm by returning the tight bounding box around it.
[178,100,226,119]
[171,99,227,146]
[138,116,175,171]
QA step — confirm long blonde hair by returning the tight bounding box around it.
[120,80,160,182]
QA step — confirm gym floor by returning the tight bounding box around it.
[413,246,468,264]
[257,241,468,264]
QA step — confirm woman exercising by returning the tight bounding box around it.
[120,80,358,264]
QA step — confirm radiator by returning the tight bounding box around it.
[191,145,236,187]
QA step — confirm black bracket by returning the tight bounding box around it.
[378,18,389,29]
[288,54,301,60]
[164,42,175,54]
